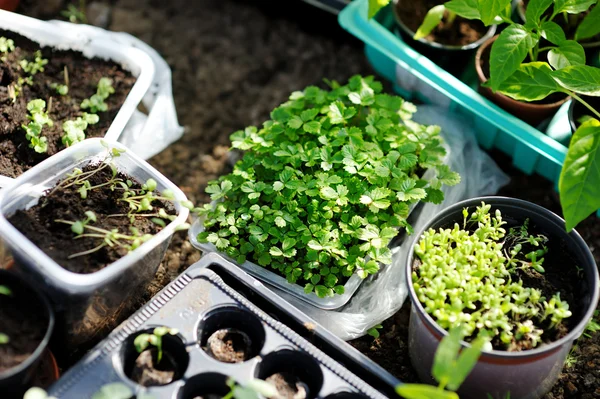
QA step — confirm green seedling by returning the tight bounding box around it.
[61,113,99,147]
[134,327,178,364]
[22,99,53,153]
[51,66,70,96]
[81,77,115,113]
[223,378,278,399]
[0,284,10,344]
[61,0,88,24]
[584,310,600,338]
[197,75,460,298]
[414,202,572,350]
[367,324,383,339]
[20,50,48,76]
[0,36,14,62]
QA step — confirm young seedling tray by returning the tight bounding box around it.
[47,253,400,399]
[0,138,189,356]
[338,0,600,215]
[0,10,155,188]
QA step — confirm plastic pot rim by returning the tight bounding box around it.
[405,196,600,360]
[392,0,497,51]
[0,269,55,381]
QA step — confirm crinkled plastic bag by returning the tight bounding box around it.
[268,105,511,340]
[48,20,184,159]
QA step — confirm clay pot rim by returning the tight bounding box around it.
[392,0,497,51]
[405,196,600,360]
[475,35,570,111]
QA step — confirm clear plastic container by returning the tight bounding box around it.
[0,138,189,358]
[0,10,155,187]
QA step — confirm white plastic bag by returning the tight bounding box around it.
[47,20,184,160]
[268,105,511,340]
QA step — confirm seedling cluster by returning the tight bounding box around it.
[413,203,572,350]
[0,284,11,345]
[134,326,179,364]
[22,99,53,153]
[81,77,115,113]
[61,113,99,147]
[197,75,459,297]
[20,50,48,76]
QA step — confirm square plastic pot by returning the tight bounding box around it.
[0,138,189,358]
[0,10,155,187]
[404,197,600,399]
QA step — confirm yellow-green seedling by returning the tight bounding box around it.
[22,99,53,153]
[20,50,48,76]
[134,327,179,364]
[0,284,10,344]
[81,77,115,113]
[61,113,99,147]
[223,378,278,399]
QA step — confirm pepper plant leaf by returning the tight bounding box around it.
[554,0,596,14]
[489,24,538,92]
[552,65,600,96]
[395,384,459,399]
[477,0,511,26]
[368,0,390,19]
[559,118,600,231]
[547,40,586,70]
[525,0,554,28]
[414,5,446,40]
[445,0,480,20]
[495,62,561,101]
[575,4,600,40]
[541,21,566,45]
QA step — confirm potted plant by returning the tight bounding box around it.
[0,138,190,361]
[192,75,460,307]
[0,11,155,186]
[404,197,599,398]
[0,269,55,397]
[389,0,496,76]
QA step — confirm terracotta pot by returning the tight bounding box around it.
[475,35,569,126]
[0,0,19,12]
[31,350,60,389]
[568,95,600,133]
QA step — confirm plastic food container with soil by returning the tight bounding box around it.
[47,253,402,399]
[0,10,155,187]
[0,138,189,362]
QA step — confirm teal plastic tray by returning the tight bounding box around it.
[339,0,568,188]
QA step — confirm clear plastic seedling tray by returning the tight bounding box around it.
[47,253,392,399]
[0,138,189,353]
[0,10,155,187]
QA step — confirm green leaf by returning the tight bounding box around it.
[541,21,566,45]
[436,165,461,186]
[489,24,538,92]
[559,118,600,231]
[315,285,333,298]
[413,5,445,41]
[368,0,391,19]
[554,0,595,14]
[301,108,319,122]
[91,383,134,399]
[495,62,561,101]
[576,4,600,40]
[0,285,11,296]
[478,0,511,26]
[395,384,459,399]
[425,187,445,204]
[257,252,272,266]
[287,116,303,129]
[525,0,553,27]
[303,121,321,134]
[552,65,600,96]
[548,41,585,70]
[445,0,480,19]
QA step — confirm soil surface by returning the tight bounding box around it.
[0,30,135,178]
[8,164,171,274]
[396,0,488,46]
[17,1,600,398]
[205,328,253,363]
[0,281,48,371]
[266,372,308,399]
[130,348,177,387]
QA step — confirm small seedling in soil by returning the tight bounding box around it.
[50,66,70,96]
[134,327,179,364]
[61,0,88,24]
[584,310,600,338]
[81,77,115,113]
[220,378,278,399]
[367,324,383,339]
[61,112,99,147]
[22,99,53,153]
[20,50,48,76]
[0,284,10,344]
[205,328,253,363]
[131,327,180,387]
[0,36,14,62]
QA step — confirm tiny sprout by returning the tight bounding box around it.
[62,113,99,147]
[0,285,11,296]
[50,83,69,96]
[367,324,383,339]
[0,37,15,54]
[20,50,48,76]
[81,77,114,113]
[134,327,178,364]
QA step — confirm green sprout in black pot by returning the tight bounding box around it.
[134,327,179,364]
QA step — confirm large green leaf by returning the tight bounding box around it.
[525,0,554,27]
[477,0,511,26]
[548,40,586,70]
[414,5,446,40]
[552,65,600,96]
[445,0,480,19]
[489,25,538,92]
[576,3,600,40]
[496,62,561,101]
[396,384,459,399]
[541,21,566,45]
[559,118,600,231]
[554,0,596,14]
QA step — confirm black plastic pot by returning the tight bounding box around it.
[392,0,496,76]
[0,269,55,397]
[405,196,599,399]
[568,95,600,133]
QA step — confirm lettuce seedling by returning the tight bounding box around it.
[61,113,99,147]
[0,284,10,344]
[81,77,115,113]
[134,327,178,364]
[20,50,48,76]
[0,36,14,63]
[198,75,460,298]
[22,99,53,153]
[413,202,572,351]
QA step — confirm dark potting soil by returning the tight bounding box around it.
[204,328,253,363]
[131,348,179,387]
[0,283,48,371]
[7,164,172,274]
[479,42,568,105]
[0,29,135,178]
[266,372,308,399]
[396,0,488,46]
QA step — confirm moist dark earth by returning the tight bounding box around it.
[17,1,600,397]
[0,30,135,177]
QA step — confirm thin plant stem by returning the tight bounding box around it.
[570,92,600,121]
[68,243,106,259]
